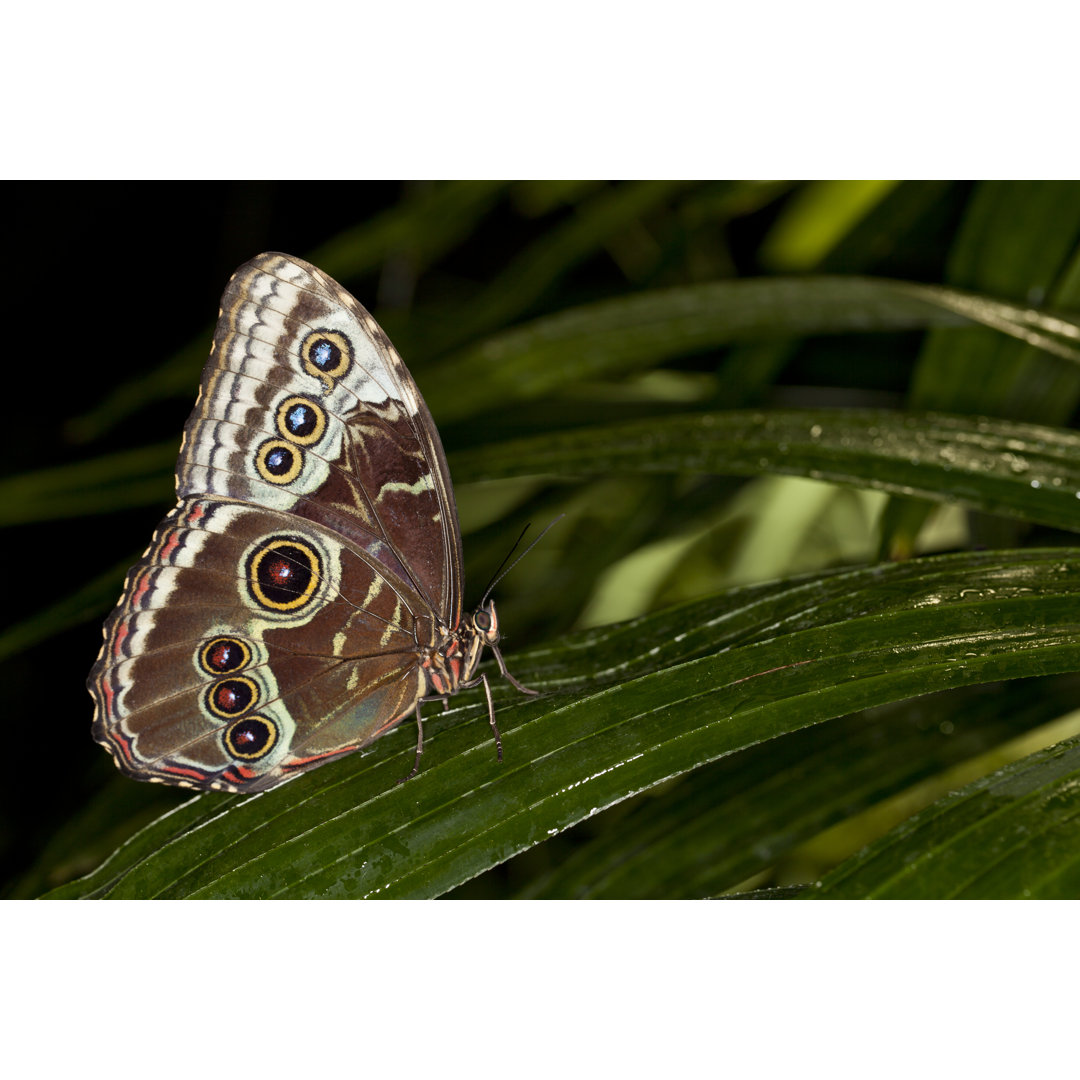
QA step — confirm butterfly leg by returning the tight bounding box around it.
[480,673,503,763]
[492,644,539,696]
[397,700,426,784]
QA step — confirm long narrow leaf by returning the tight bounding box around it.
[45,548,1080,899]
[807,731,1080,899]
[425,277,1080,420]
[516,678,1080,899]
[14,410,1080,534]
[452,409,1080,534]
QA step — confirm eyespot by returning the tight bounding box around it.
[198,637,251,675]
[223,715,279,761]
[204,677,259,719]
[255,439,303,484]
[301,329,352,386]
[276,396,327,446]
[246,536,321,612]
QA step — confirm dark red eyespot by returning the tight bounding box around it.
[246,536,321,612]
[204,677,258,719]
[199,636,250,674]
[224,715,279,761]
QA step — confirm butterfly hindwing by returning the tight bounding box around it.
[90,495,436,791]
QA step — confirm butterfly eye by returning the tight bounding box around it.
[276,396,326,445]
[474,610,492,632]
[301,329,353,385]
[224,715,279,761]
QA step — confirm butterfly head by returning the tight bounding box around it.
[468,600,501,648]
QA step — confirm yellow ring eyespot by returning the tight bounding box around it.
[198,637,251,675]
[246,536,321,612]
[204,676,260,719]
[224,714,279,761]
[301,329,353,385]
[275,396,327,446]
[255,439,304,484]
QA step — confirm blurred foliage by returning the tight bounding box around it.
[8,181,1080,899]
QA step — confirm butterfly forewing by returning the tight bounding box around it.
[89,253,478,792]
[179,252,461,622]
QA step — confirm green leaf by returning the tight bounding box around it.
[759,181,900,270]
[45,548,1080,898]
[514,678,1080,899]
[0,441,176,526]
[807,730,1080,899]
[882,181,1080,555]
[435,180,699,349]
[452,409,1080,535]
[424,276,1080,421]
[16,408,1080,534]
[0,554,137,663]
[12,406,1080,674]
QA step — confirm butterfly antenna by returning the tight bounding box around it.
[481,515,564,604]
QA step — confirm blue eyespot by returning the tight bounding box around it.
[288,404,315,436]
[256,438,302,484]
[300,329,351,383]
[264,446,294,475]
[275,396,325,446]
[312,340,337,370]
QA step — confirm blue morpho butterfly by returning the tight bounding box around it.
[89,252,537,792]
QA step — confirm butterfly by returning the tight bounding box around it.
[89,252,535,793]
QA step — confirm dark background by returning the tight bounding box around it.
[1,181,964,895]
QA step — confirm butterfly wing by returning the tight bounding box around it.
[90,253,461,791]
[180,251,462,626]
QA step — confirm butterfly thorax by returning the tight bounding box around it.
[422,600,501,697]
